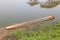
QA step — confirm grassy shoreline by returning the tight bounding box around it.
[3,20,60,40]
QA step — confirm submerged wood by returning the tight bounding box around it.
[5,16,55,30]
[0,16,55,40]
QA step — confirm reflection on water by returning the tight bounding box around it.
[27,0,39,6]
[27,0,60,8]
[0,0,60,27]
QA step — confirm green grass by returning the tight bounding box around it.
[5,20,60,40]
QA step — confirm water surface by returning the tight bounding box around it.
[0,0,60,27]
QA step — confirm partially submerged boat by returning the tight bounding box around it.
[40,1,60,8]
